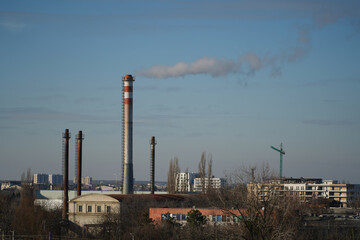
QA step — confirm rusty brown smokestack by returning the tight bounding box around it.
[76,131,84,197]
[62,129,70,220]
[150,136,156,194]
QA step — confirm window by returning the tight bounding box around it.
[97,206,101,213]
[234,216,242,222]
[106,206,111,213]
[78,205,83,213]
[88,205,92,213]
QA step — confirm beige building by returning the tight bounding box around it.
[68,194,120,227]
[247,178,360,208]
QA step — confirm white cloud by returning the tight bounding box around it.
[0,21,26,32]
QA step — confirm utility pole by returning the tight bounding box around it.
[271,143,285,178]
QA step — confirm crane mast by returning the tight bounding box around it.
[271,143,285,178]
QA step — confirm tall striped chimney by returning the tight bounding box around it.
[122,74,134,194]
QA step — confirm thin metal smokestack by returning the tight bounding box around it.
[76,131,84,197]
[150,136,156,194]
[122,74,134,194]
[62,129,70,220]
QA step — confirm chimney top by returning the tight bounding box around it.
[123,74,134,81]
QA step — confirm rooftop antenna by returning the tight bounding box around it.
[271,143,285,178]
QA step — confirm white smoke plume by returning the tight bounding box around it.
[136,47,308,79]
[137,57,241,79]
[136,28,309,79]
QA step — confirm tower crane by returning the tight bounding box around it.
[271,143,285,178]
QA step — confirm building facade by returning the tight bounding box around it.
[175,172,199,192]
[68,194,190,227]
[193,177,226,192]
[68,194,120,227]
[149,208,246,225]
[247,178,360,208]
[49,174,63,185]
[73,176,93,185]
[33,173,49,184]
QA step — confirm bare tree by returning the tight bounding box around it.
[207,153,213,193]
[167,159,174,194]
[167,157,180,194]
[20,168,32,185]
[210,163,306,240]
[198,152,206,194]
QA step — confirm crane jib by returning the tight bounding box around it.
[271,146,285,155]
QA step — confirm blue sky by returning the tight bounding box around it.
[1,0,360,183]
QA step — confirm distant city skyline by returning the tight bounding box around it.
[1,1,360,183]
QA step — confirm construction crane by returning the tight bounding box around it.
[271,143,285,178]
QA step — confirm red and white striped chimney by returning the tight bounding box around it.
[122,74,134,194]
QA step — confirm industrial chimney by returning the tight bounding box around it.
[150,136,156,194]
[62,129,70,220]
[122,74,134,194]
[76,131,84,197]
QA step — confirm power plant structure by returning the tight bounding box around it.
[122,74,135,194]
[62,129,70,220]
[75,131,84,196]
[150,136,157,194]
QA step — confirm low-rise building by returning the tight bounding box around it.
[1,181,21,190]
[68,194,191,227]
[69,194,120,227]
[149,208,246,225]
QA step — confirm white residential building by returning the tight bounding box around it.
[194,177,226,192]
[175,172,199,192]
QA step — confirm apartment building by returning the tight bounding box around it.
[33,173,64,186]
[193,177,226,192]
[33,173,49,184]
[247,178,360,207]
[49,174,63,185]
[73,176,93,185]
[175,172,199,192]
